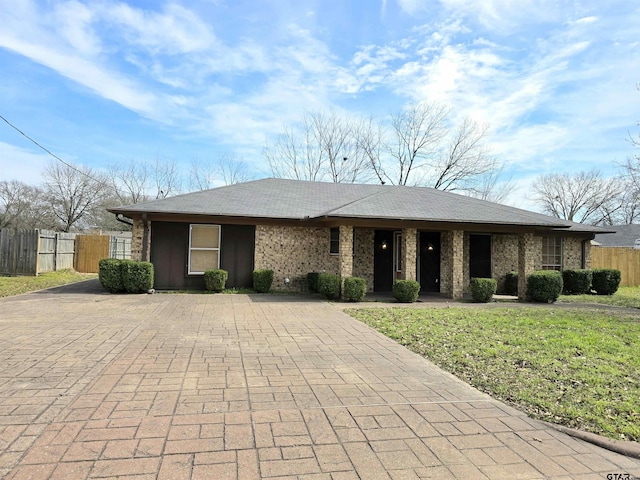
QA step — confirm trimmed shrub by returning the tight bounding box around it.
[591,269,621,296]
[122,261,154,293]
[204,269,228,292]
[317,273,341,300]
[470,278,497,303]
[526,270,563,303]
[504,271,518,296]
[253,269,274,293]
[343,277,366,302]
[307,272,320,292]
[98,258,125,293]
[393,279,421,303]
[562,269,593,295]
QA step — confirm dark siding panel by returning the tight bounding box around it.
[151,221,255,290]
[221,225,255,288]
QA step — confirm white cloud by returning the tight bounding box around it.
[0,142,49,184]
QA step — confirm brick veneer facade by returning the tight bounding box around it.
[131,220,592,298]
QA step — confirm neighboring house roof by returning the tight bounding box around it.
[593,224,640,247]
[109,178,608,233]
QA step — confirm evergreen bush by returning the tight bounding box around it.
[204,269,228,292]
[317,273,341,299]
[253,269,274,293]
[526,270,563,303]
[470,278,497,303]
[562,269,592,295]
[122,261,154,293]
[504,271,518,296]
[591,269,621,295]
[98,258,125,293]
[307,272,320,292]
[393,279,420,303]
[343,277,366,302]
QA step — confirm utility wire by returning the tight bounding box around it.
[0,113,119,194]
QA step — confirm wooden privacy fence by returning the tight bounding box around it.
[74,235,110,274]
[0,229,132,276]
[591,246,640,287]
[38,231,76,273]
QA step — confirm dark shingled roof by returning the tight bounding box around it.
[109,178,607,232]
[594,224,640,246]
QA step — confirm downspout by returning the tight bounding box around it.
[141,213,149,262]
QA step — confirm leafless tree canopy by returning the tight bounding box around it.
[0,180,51,229]
[189,154,251,191]
[43,161,111,232]
[531,170,622,225]
[264,103,505,197]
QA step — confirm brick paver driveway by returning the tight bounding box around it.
[1,281,639,479]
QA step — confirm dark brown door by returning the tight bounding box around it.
[374,230,395,292]
[220,225,255,289]
[469,234,492,279]
[419,232,441,292]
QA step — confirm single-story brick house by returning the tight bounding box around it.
[109,178,608,300]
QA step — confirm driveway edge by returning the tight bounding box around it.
[542,421,640,459]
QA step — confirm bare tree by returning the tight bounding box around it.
[0,180,52,229]
[382,102,449,185]
[264,110,371,183]
[153,158,181,199]
[43,161,110,232]
[189,154,251,191]
[430,119,495,192]
[466,166,516,204]
[531,170,622,225]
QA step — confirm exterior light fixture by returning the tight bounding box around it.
[427,243,434,252]
[284,277,290,287]
[381,240,388,250]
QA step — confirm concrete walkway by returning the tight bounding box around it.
[0,281,638,479]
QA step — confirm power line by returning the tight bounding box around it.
[0,113,117,192]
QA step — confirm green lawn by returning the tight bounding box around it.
[348,306,640,442]
[559,286,640,309]
[0,270,97,297]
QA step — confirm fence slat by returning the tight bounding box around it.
[591,246,640,287]
[74,235,110,273]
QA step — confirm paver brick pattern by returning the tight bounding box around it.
[0,283,639,479]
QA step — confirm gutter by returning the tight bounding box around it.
[115,213,134,227]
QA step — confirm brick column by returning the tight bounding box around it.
[131,218,151,262]
[450,230,464,300]
[518,233,536,301]
[339,226,353,297]
[401,228,417,281]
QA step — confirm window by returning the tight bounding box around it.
[541,236,562,271]
[188,224,220,274]
[329,228,340,254]
[394,231,402,272]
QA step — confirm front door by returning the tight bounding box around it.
[374,230,395,291]
[469,234,492,278]
[419,232,441,292]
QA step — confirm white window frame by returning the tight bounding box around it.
[188,224,221,275]
[541,236,562,271]
[394,231,403,273]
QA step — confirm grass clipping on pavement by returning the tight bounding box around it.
[348,307,640,442]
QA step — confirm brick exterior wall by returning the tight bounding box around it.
[353,228,374,292]
[401,228,417,281]
[254,225,339,290]
[518,233,539,300]
[131,218,150,262]
[339,226,354,281]
[441,230,464,299]
[492,234,519,293]
[562,236,585,270]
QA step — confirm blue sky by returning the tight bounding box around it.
[0,0,639,209]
